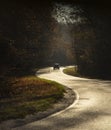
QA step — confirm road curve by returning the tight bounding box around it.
[13,66,111,130]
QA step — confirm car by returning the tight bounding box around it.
[53,63,60,70]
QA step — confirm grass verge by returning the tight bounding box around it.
[63,66,80,77]
[0,76,65,122]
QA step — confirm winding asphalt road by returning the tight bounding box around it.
[13,66,111,130]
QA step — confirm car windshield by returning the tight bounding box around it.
[54,63,59,66]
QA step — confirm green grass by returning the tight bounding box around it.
[63,66,79,77]
[0,76,65,122]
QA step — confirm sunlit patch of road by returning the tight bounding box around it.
[13,66,111,130]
